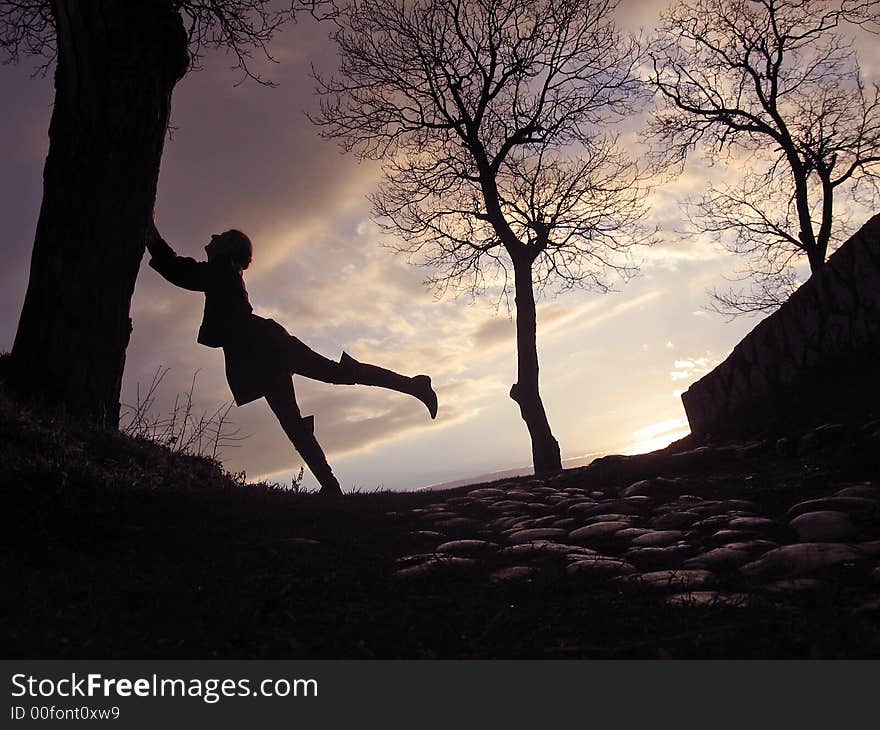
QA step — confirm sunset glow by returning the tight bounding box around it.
[2,0,878,491]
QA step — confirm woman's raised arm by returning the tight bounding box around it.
[146,222,211,292]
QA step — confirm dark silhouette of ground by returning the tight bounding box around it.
[146,225,437,496]
[2,381,879,659]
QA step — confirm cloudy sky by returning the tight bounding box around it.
[2,0,878,490]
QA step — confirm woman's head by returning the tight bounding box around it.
[205,229,253,270]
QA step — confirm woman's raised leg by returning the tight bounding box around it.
[264,377,342,496]
[283,336,438,419]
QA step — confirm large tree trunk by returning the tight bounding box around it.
[509,256,563,476]
[9,0,188,428]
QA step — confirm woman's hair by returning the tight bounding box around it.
[223,229,253,270]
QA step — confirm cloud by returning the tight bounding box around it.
[617,416,690,455]
[669,352,721,383]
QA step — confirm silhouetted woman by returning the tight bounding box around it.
[145,223,437,496]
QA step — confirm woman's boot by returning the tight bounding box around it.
[340,352,438,419]
[282,414,342,496]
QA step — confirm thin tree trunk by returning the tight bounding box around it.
[10,0,188,428]
[509,255,562,476]
[789,155,824,275]
[814,177,834,268]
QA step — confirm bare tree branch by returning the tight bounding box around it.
[0,0,335,82]
[645,0,880,316]
[314,0,654,298]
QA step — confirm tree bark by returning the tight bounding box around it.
[10,0,188,428]
[509,255,563,476]
[787,153,826,275]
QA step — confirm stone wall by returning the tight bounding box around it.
[682,214,880,439]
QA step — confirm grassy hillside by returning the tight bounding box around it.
[2,380,880,658]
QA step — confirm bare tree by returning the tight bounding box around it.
[313,0,652,475]
[1,0,327,428]
[646,0,880,315]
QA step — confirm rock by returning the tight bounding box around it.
[600,501,648,516]
[666,591,753,608]
[686,502,729,518]
[862,419,880,434]
[433,517,482,530]
[507,528,570,544]
[275,537,321,546]
[406,530,445,541]
[671,493,707,507]
[857,541,880,556]
[619,476,682,499]
[786,497,879,519]
[581,513,635,526]
[556,497,595,509]
[446,497,476,507]
[725,539,778,554]
[489,566,540,584]
[798,423,847,453]
[684,547,751,570]
[488,516,523,530]
[487,500,528,513]
[566,557,635,576]
[531,487,561,496]
[651,511,700,530]
[394,553,438,567]
[776,436,796,456]
[467,488,506,498]
[435,539,498,556]
[762,579,828,593]
[710,529,756,544]
[724,500,759,512]
[740,543,866,579]
[497,541,596,560]
[631,530,683,547]
[570,503,627,519]
[394,556,478,580]
[625,545,692,569]
[851,598,880,615]
[692,515,730,530]
[498,521,534,535]
[677,495,705,503]
[739,440,771,457]
[632,570,716,590]
[620,479,652,498]
[566,501,604,515]
[728,517,776,531]
[527,515,561,527]
[789,511,856,542]
[624,496,653,506]
[412,502,449,515]
[834,485,880,500]
[568,521,630,543]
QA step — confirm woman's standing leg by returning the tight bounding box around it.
[264,376,342,496]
